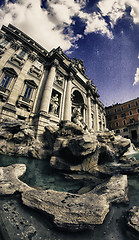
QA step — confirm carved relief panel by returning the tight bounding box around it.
[54,72,64,88]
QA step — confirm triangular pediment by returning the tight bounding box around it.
[3,67,18,77]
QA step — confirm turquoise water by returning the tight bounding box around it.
[0,152,139,240]
[0,155,83,193]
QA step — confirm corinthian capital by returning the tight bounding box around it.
[52,59,59,68]
[68,72,74,81]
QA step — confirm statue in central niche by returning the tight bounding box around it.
[72,106,87,129]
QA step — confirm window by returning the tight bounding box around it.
[121,113,126,118]
[130,118,134,124]
[135,101,138,106]
[116,129,120,134]
[107,110,109,115]
[129,110,132,115]
[35,61,42,70]
[137,109,139,114]
[123,128,128,132]
[123,120,126,125]
[121,106,124,111]
[0,39,9,47]
[128,103,131,108]
[114,115,117,119]
[108,123,111,129]
[107,116,111,121]
[0,74,11,88]
[114,108,117,112]
[115,122,119,127]
[18,50,26,58]
[24,85,32,99]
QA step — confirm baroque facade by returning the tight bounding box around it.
[105,98,139,146]
[0,24,106,137]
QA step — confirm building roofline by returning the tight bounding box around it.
[105,97,139,109]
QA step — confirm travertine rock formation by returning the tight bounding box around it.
[126,206,139,234]
[0,163,128,231]
[22,175,128,231]
[0,164,31,195]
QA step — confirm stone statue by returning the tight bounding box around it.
[72,106,87,129]
[50,94,59,115]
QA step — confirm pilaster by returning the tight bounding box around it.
[87,90,92,130]
[40,59,59,114]
[63,72,73,121]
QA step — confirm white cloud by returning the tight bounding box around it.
[83,12,113,39]
[0,0,81,51]
[0,0,138,53]
[98,0,139,27]
[133,67,139,86]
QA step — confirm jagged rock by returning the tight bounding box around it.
[0,119,22,134]
[0,164,32,195]
[0,129,13,140]
[44,125,59,150]
[0,119,45,159]
[126,206,139,234]
[91,174,128,203]
[50,127,132,174]
[0,118,137,175]
[58,120,84,136]
[22,175,128,231]
[112,135,131,156]
[13,132,25,143]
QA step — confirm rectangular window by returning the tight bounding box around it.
[0,75,11,88]
[116,129,120,134]
[107,110,109,115]
[0,39,9,47]
[121,113,126,117]
[121,106,124,111]
[123,128,128,132]
[123,120,126,125]
[137,109,139,114]
[130,110,132,115]
[115,122,119,127]
[107,116,111,121]
[135,101,138,106]
[128,104,131,108]
[18,50,26,58]
[130,118,134,124]
[24,86,32,99]
[114,115,117,119]
[35,61,42,70]
[114,108,117,112]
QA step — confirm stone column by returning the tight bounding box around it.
[40,59,58,114]
[83,105,87,123]
[95,101,99,131]
[87,91,92,130]
[63,73,73,121]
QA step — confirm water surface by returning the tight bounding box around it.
[0,152,139,240]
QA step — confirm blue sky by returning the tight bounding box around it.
[0,0,139,106]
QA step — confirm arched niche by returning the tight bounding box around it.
[72,90,84,106]
[71,90,84,121]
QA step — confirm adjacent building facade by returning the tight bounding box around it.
[0,24,106,137]
[105,98,139,146]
